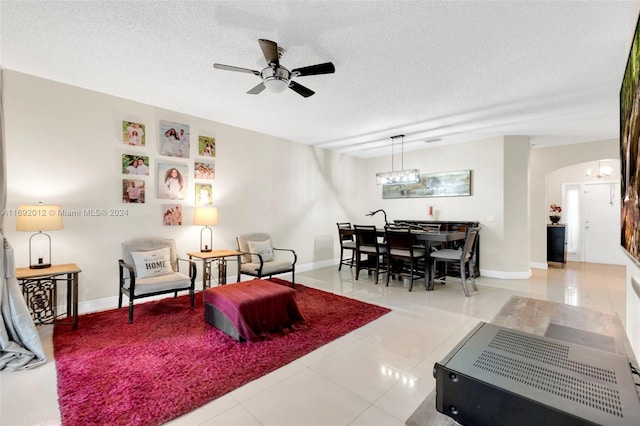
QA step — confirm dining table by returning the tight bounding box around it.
[344,227,467,290]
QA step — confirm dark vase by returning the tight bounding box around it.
[549,215,561,224]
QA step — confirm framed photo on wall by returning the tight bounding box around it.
[159,120,190,158]
[198,136,215,157]
[157,163,188,200]
[122,154,149,175]
[162,204,182,226]
[194,160,215,180]
[195,183,213,206]
[122,121,145,146]
[122,179,145,203]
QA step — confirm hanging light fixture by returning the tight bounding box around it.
[376,134,421,185]
[585,159,612,179]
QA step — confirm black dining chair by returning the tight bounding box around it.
[429,227,480,296]
[385,227,427,291]
[336,222,356,271]
[354,224,387,284]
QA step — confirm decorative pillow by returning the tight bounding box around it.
[247,239,274,263]
[130,247,173,279]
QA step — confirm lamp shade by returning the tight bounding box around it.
[16,205,64,232]
[193,207,218,226]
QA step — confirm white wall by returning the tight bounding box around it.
[530,140,619,267]
[359,136,532,277]
[2,70,365,310]
[546,160,621,206]
[5,71,637,355]
[546,160,625,265]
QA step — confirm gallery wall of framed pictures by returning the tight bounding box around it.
[120,119,216,226]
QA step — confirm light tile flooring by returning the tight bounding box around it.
[1,262,627,426]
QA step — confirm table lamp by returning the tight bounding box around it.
[193,206,218,252]
[16,204,64,269]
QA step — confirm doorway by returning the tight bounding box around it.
[563,181,622,264]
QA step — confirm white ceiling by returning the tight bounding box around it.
[1,1,639,158]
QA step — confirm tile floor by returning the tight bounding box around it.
[0,262,628,426]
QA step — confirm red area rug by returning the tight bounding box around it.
[53,279,390,425]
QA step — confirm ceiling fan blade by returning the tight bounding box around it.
[213,63,260,75]
[289,81,315,98]
[291,62,336,77]
[247,82,266,95]
[258,39,279,66]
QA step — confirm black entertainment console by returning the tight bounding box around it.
[434,322,640,426]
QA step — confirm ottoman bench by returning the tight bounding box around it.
[204,279,304,342]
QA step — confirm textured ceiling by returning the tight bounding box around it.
[2,1,639,158]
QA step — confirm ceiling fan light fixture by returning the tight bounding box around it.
[264,77,290,93]
[261,66,290,93]
[213,39,334,98]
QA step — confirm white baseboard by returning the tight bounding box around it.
[74,259,540,315]
[530,262,549,270]
[297,259,336,272]
[76,293,172,316]
[480,268,532,279]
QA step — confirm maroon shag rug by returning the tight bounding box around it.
[53,279,391,425]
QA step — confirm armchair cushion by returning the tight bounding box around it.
[247,239,274,263]
[127,272,193,295]
[130,247,173,279]
[240,260,294,276]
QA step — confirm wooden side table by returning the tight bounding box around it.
[187,250,242,289]
[15,263,81,330]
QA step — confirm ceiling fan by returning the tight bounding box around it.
[213,39,335,98]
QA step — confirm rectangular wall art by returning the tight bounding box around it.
[157,163,188,200]
[382,170,471,199]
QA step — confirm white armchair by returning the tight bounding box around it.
[118,238,196,323]
[236,232,297,287]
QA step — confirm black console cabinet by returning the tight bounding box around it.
[547,225,567,266]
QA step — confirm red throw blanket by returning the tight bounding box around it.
[203,279,305,341]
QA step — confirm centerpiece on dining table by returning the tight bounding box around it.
[549,204,562,224]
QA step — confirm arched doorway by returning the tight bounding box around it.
[547,159,624,265]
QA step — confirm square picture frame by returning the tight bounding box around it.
[122,179,145,203]
[122,121,145,146]
[162,204,183,226]
[194,160,215,180]
[159,120,190,158]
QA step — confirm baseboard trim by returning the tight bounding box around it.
[480,268,532,279]
[75,260,538,315]
[530,262,549,270]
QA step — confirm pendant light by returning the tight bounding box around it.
[376,134,421,185]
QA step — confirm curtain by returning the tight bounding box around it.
[0,68,46,370]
